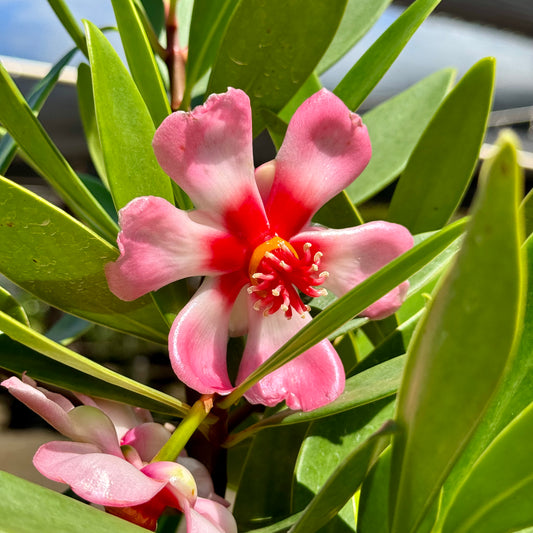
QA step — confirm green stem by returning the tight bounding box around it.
[152,395,214,462]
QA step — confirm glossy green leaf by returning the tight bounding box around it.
[0,175,168,343]
[233,423,308,530]
[278,73,322,124]
[84,21,175,210]
[208,0,347,135]
[46,314,92,344]
[291,415,396,533]
[0,47,77,174]
[389,131,525,533]
[317,0,392,73]
[520,186,533,237]
[77,64,108,185]
[334,0,441,111]
[46,0,88,56]
[441,401,533,533]
[0,471,147,532]
[226,355,405,447]
[346,68,454,205]
[183,0,239,108]
[0,335,187,417]
[79,173,117,222]
[388,58,495,233]
[111,0,171,126]
[222,217,466,407]
[314,190,364,229]
[0,62,118,242]
[0,285,29,326]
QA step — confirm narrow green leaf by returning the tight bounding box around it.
[278,73,322,124]
[46,314,92,344]
[0,48,77,174]
[0,335,186,417]
[226,356,405,446]
[317,0,392,73]
[389,131,525,533]
[0,62,118,242]
[111,0,171,126]
[208,0,348,135]
[183,0,239,107]
[222,217,466,407]
[388,58,495,233]
[441,401,533,533]
[84,21,175,210]
[334,0,441,111]
[314,190,364,228]
[0,310,188,417]
[346,68,454,205]
[0,285,29,326]
[290,418,396,533]
[520,186,533,237]
[46,0,88,56]
[0,175,168,343]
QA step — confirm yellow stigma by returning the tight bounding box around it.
[248,236,298,282]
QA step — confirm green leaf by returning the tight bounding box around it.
[225,356,404,447]
[0,334,187,417]
[389,131,525,533]
[0,62,118,242]
[441,401,533,533]
[334,0,441,111]
[346,68,454,205]
[46,314,92,344]
[183,0,239,108]
[314,190,364,229]
[0,285,29,326]
[291,416,396,533]
[111,0,171,126]
[0,175,168,343]
[278,73,322,124]
[221,217,467,407]
[84,21,175,210]
[388,58,495,233]
[317,0,392,73]
[0,471,148,532]
[0,47,78,175]
[46,0,88,56]
[208,0,348,135]
[520,186,533,237]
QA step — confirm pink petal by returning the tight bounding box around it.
[266,89,372,238]
[237,309,345,411]
[105,196,247,301]
[152,88,270,244]
[141,461,197,507]
[33,441,165,506]
[169,274,246,395]
[186,498,238,533]
[2,376,75,437]
[291,221,413,319]
[121,422,171,463]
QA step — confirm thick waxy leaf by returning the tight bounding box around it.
[0,62,117,242]
[292,404,395,533]
[521,187,533,236]
[208,0,348,135]
[0,310,188,416]
[221,217,466,407]
[46,0,88,56]
[334,0,441,111]
[0,471,146,533]
[183,0,239,108]
[388,58,495,233]
[317,0,392,73]
[0,175,168,343]
[0,47,77,174]
[441,401,533,533]
[225,356,405,447]
[346,69,454,205]
[111,0,170,126]
[84,21,175,210]
[389,132,525,533]
[0,285,29,326]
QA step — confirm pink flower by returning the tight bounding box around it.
[1,375,236,532]
[105,88,413,411]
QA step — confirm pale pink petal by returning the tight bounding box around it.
[188,498,238,533]
[141,461,197,506]
[105,196,247,301]
[169,274,246,395]
[291,221,413,319]
[266,89,371,237]
[237,309,345,411]
[33,441,165,506]
[122,423,171,462]
[2,376,75,437]
[254,160,276,204]
[153,88,269,244]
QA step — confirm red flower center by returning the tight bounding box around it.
[247,236,328,318]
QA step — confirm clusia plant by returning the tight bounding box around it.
[0,1,530,533]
